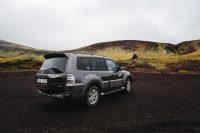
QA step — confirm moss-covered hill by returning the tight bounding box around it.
[67,40,200,73]
[1,39,200,73]
[0,39,51,70]
[0,39,51,58]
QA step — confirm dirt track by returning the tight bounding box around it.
[0,71,200,133]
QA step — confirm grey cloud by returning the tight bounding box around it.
[0,0,199,50]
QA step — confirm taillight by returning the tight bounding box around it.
[67,74,75,84]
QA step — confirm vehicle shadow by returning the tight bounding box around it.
[37,91,134,113]
[99,91,134,104]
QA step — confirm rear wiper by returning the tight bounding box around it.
[51,67,63,73]
[38,68,63,74]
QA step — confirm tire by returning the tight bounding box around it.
[85,86,100,107]
[125,78,132,93]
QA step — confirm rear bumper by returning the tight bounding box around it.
[36,83,85,99]
[36,89,71,99]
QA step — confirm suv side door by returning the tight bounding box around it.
[90,57,110,90]
[105,59,123,89]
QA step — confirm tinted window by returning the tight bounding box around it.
[106,59,117,71]
[41,57,67,73]
[77,57,107,71]
[91,58,107,71]
[77,57,92,71]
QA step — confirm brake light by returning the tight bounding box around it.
[67,74,75,84]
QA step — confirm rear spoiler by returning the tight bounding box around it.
[44,53,68,59]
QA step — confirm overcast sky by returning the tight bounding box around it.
[0,0,199,50]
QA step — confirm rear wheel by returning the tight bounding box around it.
[85,86,100,107]
[125,78,132,93]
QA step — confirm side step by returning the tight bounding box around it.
[101,87,125,96]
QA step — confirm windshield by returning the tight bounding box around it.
[40,57,67,73]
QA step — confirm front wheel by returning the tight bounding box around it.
[85,86,100,107]
[125,78,132,93]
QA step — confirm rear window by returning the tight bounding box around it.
[41,57,67,73]
[77,57,107,71]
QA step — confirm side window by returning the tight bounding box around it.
[91,58,107,71]
[106,59,117,71]
[77,57,92,71]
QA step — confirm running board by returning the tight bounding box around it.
[101,87,125,96]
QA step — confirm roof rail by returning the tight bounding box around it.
[65,52,104,57]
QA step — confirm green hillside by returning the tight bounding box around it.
[67,40,200,73]
[0,40,52,70]
[69,40,178,60]
[0,39,200,73]
[0,39,51,58]
[177,40,200,55]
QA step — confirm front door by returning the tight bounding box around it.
[105,59,123,89]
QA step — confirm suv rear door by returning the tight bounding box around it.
[36,54,68,94]
[77,57,110,90]
[90,57,110,90]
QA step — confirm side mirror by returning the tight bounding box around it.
[112,67,118,72]
[118,65,122,71]
[112,65,121,72]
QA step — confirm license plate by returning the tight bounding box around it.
[37,78,47,83]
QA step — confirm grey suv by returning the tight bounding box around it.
[36,53,133,107]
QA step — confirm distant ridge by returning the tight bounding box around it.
[66,39,200,55]
[0,39,51,57]
[1,38,200,72]
[0,39,200,57]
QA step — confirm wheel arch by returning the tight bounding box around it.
[126,75,133,84]
[123,74,133,86]
[82,80,103,98]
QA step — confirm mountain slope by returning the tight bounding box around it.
[0,39,200,72]
[177,40,200,55]
[0,40,52,70]
[74,40,177,54]
[67,40,199,61]
[75,40,200,54]
[0,39,51,58]
[69,40,200,73]
[1,39,199,58]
